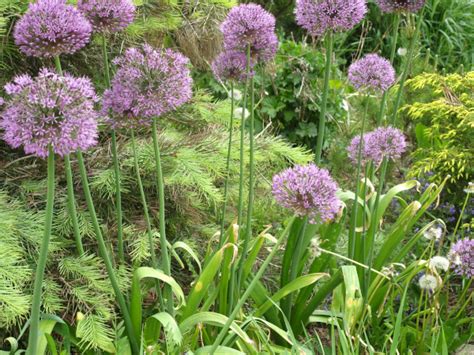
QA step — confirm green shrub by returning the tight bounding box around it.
[404,71,474,192]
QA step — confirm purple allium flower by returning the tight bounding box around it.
[449,238,474,278]
[348,54,396,92]
[272,164,341,224]
[295,0,367,38]
[77,0,135,33]
[14,0,92,58]
[102,44,193,128]
[376,0,425,13]
[220,3,278,63]
[212,50,255,82]
[1,68,99,158]
[348,126,407,166]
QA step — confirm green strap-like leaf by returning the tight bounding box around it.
[255,273,328,316]
[145,312,183,349]
[179,311,252,346]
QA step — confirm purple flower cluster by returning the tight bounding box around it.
[77,0,135,33]
[1,68,99,158]
[220,3,278,63]
[449,238,474,278]
[103,44,193,128]
[376,0,426,13]
[295,0,367,38]
[348,54,396,92]
[348,126,407,166]
[272,164,341,224]
[212,50,255,82]
[14,0,92,58]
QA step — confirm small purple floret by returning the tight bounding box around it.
[348,126,407,166]
[272,164,341,224]
[77,0,135,33]
[1,68,99,158]
[220,3,278,63]
[295,0,367,37]
[348,54,396,92]
[212,50,255,82]
[449,238,474,278]
[14,0,92,58]
[376,0,426,13]
[103,44,193,128]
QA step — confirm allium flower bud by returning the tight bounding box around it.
[448,239,474,278]
[348,126,407,166]
[77,0,135,33]
[220,4,278,63]
[376,0,425,13]
[212,50,255,82]
[295,0,367,38]
[348,54,396,92]
[1,68,99,158]
[14,0,92,58]
[102,44,193,128]
[272,164,341,224]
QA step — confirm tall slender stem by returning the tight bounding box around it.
[452,192,470,239]
[101,36,125,263]
[348,96,370,259]
[390,10,424,125]
[219,82,235,247]
[315,32,333,164]
[76,151,138,354]
[65,154,84,255]
[54,57,84,256]
[27,146,55,355]
[377,14,400,125]
[236,65,255,291]
[210,218,295,353]
[229,45,251,310]
[131,130,158,267]
[151,118,173,315]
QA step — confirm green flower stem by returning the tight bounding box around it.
[315,31,333,164]
[27,146,55,355]
[236,64,256,292]
[348,95,370,259]
[219,82,235,247]
[210,218,295,353]
[54,57,84,256]
[452,192,470,239]
[76,151,138,354]
[65,154,84,255]
[102,36,125,263]
[130,130,158,267]
[284,217,308,319]
[390,9,424,125]
[377,14,400,125]
[365,158,389,289]
[228,45,251,311]
[151,117,173,315]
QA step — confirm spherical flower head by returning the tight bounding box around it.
[220,3,278,63]
[418,274,439,291]
[348,54,396,92]
[348,126,407,166]
[212,50,255,83]
[14,0,92,58]
[77,0,135,33]
[423,226,443,241]
[448,238,474,278]
[376,0,425,13]
[102,44,193,128]
[429,256,450,272]
[272,164,341,224]
[295,0,367,38]
[1,68,99,158]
